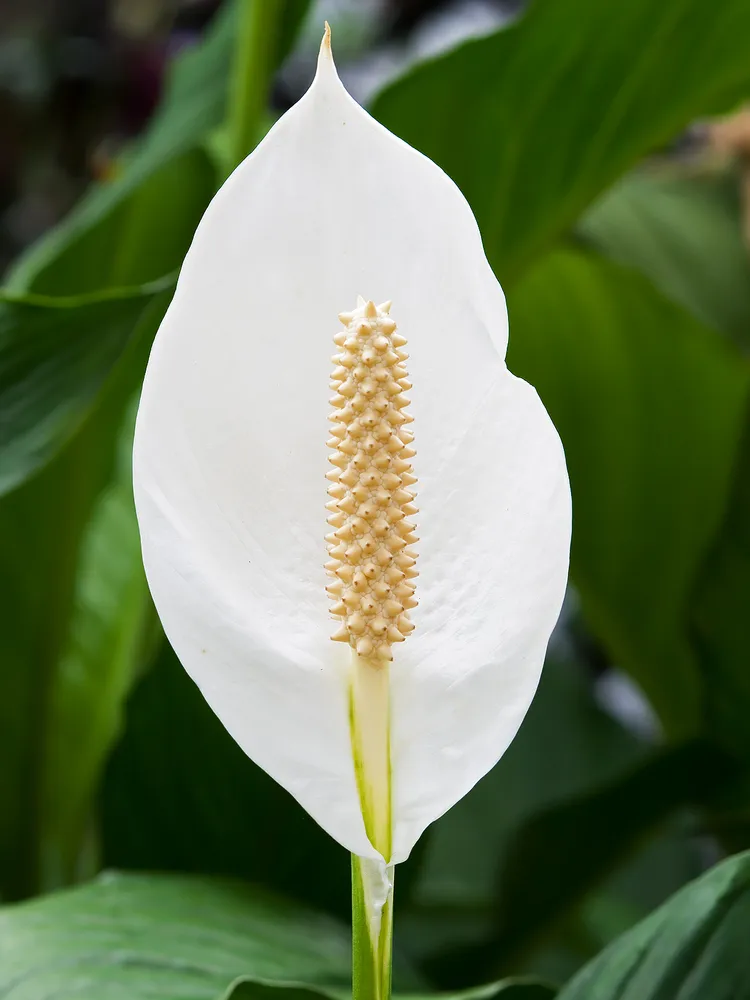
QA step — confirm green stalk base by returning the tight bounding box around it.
[352,855,393,1000]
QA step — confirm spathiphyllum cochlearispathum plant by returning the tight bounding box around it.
[133,25,571,1000]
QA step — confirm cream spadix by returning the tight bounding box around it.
[133,28,571,866]
[327,297,418,662]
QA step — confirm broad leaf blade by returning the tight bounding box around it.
[691,406,750,763]
[507,249,749,736]
[37,409,156,886]
[557,850,750,1000]
[0,296,166,897]
[579,167,750,349]
[0,872,352,999]
[372,0,750,280]
[0,281,172,495]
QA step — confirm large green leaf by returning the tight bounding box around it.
[556,850,750,1000]
[579,167,750,350]
[229,987,553,1000]
[691,405,750,763]
[579,167,750,772]
[0,870,549,1000]
[0,869,551,999]
[0,872,352,998]
[0,281,172,495]
[507,249,749,737]
[36,408,157,887]
[0,292,167,899]
[372,0,750,281]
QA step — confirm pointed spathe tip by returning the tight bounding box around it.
[315,21,339,84]
[318,21,333,67]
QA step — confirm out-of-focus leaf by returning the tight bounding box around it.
[578,170,750,771]
[0,871,352,998]
[0,280,172,495]
[487,742,732,970]
[556,850,750,1000]
[4,0,310,296]
[372,0,750,281]
[410,659,642,913]
[37,408,156,887]
[397,987,556,1000]
[4,25,227,293]
[507,250,749,736]
[230,983,556,1000]
[579,167,750,349]
[9,149,216,295]
[692,406,750,763]
[0,292,167,899]
[405,660,710,986]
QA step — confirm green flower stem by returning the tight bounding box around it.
[350,653,393,1000]
[352,856,394,1000]
[225,0,281,176]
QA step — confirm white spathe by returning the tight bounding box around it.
[133,33,571,864]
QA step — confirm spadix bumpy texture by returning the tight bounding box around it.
[326,298,418,661]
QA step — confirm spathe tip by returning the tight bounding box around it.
[314,21,346,92]
[319,21,332,63]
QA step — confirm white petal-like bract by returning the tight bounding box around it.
[133,36,571,863]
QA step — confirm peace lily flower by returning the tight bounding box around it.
[134,25,570,1000]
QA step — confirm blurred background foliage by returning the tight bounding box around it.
[1,0,750,997]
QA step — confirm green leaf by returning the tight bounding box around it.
[229,988,553,1000]
[579,167,750,349]
[579,169,750,769]
[0,870,548,1000]
[507,249,749,737]
[489,742,733,968]
[556,850,750,1000]
[691,405,750,763]
[37,407,157,886]
[393,986,555,1000]
[0,280,172,495]
[372,0,750,281]
[406,660,713,986]
[411,659,642,913]
[0,872,352,998]
[0,290,167,898]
